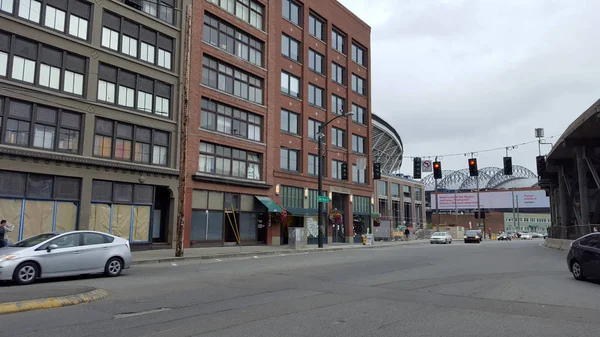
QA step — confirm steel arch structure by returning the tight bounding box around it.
[371,113,403,175]
[422,165,537,191]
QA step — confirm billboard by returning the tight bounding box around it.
[431,190,549,210]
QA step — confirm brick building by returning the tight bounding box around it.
[184,0,372,247]
[0,0,189,248]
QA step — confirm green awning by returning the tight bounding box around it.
[255,196,283,213]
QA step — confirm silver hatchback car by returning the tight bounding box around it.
[0,231,132,285]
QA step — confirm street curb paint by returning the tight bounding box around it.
[132,240,429,265]
[0,288,109,315]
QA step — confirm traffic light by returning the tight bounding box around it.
[468,158,478,177]
[433,161,442,179]
[503,157,513,175]
[536,155,546,177]
[341,162,348,180]
[413,157,422,179]
[373,162,381,180]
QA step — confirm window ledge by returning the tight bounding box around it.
[281,92,303,102]
[199,128,266,147]
[280,131,302,139]
[0,145,179,176]
[308,103,326,112]
[282,17,303,30]
[282,55,303,67]
[310,69,326,78]
[192,173,270,189]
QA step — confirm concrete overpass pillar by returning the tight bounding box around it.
[558,167,570,239]
[576,147,591,235]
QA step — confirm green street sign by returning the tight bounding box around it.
[317,196,331,203]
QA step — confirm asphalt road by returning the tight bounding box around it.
[1,240,599,337]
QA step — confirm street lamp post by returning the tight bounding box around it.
[318,112,354,248]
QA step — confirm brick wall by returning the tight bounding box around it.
[432,211,505,234]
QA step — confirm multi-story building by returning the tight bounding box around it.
[0,0,189,248]
[375,175,426,230]
[184,0,372,246]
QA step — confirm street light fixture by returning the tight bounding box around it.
[317,111,354,248]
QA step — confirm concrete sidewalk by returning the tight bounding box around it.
[132,239,429,265]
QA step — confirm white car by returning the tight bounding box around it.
[520,233,533,240]
[430,232,453,244]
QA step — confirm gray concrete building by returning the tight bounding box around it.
[0,0,189,248]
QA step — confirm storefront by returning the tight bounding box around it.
[352,195,371,243]
[189,190,282,246]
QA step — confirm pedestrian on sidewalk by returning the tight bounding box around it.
[404,228,410,241]
[0,220,7,248]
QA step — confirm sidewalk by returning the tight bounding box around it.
[132,239,429,265]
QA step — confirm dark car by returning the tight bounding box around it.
[567,233,600,281]
[498,233,511,241]
[464,230,481,243]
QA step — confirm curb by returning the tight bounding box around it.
[0,288,109,315]
[132,240,428,265]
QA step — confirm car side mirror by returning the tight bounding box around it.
[47,244,58,252]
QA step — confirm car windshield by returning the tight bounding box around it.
[465,231,479,235]
[433,232,445,236]
[12,233,59,247]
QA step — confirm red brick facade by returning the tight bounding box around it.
[184,0,372,247]
[432,212,506,234]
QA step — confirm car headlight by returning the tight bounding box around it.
[475,235,479,239]
[0,254,19,262]
[464,236,467,239]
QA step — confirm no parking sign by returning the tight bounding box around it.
[422,160,432,172]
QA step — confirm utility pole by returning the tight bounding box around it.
[175,4,193,258]
[435,156,440,231]
[506,146,516,233]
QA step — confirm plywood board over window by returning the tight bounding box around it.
[23,200,54,238]
[0,199,22,243]
[111,204,131,239]
[132,205,151,241]
[55,202,77,232]
[89,203,111,233]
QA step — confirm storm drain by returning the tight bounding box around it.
[113,308,172,319]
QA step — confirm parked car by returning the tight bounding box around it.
[531,233,544,239]
[567,233,600,281]
[464,230,481,243]
[430,232,453,244]
[498,233,511,241]
[0,231,131,285]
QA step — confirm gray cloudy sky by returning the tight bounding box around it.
[338,0,600,175]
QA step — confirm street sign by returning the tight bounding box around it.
[422,160,432,172]
[317,196,331,203]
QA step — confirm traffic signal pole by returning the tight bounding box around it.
[435,156,440,231]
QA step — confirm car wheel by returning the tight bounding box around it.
[571,260,585,281]
[105,257,124,277]
[430,242,434,244]
[13,262,39,285]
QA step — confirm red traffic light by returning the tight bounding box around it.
[469,160,476,166]
[434,163,440,168]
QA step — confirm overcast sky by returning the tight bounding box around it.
[338,0,600,176]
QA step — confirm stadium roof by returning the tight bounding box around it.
[422,165,538,191]
[372,113,403,174]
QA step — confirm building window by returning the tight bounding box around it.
[308,49,324,75]
[331,127,345,148]
[98,63,172,118]
[352,103,366,124]
[352,42,367,67]
[281,34,300,62]
[281,71,300,98]
[309,14,324,41]
[0,97,82,153]
[207,0,264,30]
[352,74,366,96]
[415,187,422,201]
[332,62,345,85]
[331,95,345,115]
[1,34,87,96]
[102,11,174,70]
[44,6,66,32]
[332,160,344,180]
[403,185,412,198]
[204,13,264,67]
[352,164,366,183]
[308,154,322,176]
[332,29,345,54]
[10,0,90,40]
[199,142,261,180]
[0,0,14,13]
[129,0,174,25]
[201,97,262,142]
[93,118,170,166]
[202,56,263,104]
[378,180,388,195]
[391,183,400,198]
[308,84,324,108]
[18,0,41,23]
[282,0,301,26]
[280,109,299,135]
[352,134,365,154]
[280,147,299,172]
[308,119,322,141]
